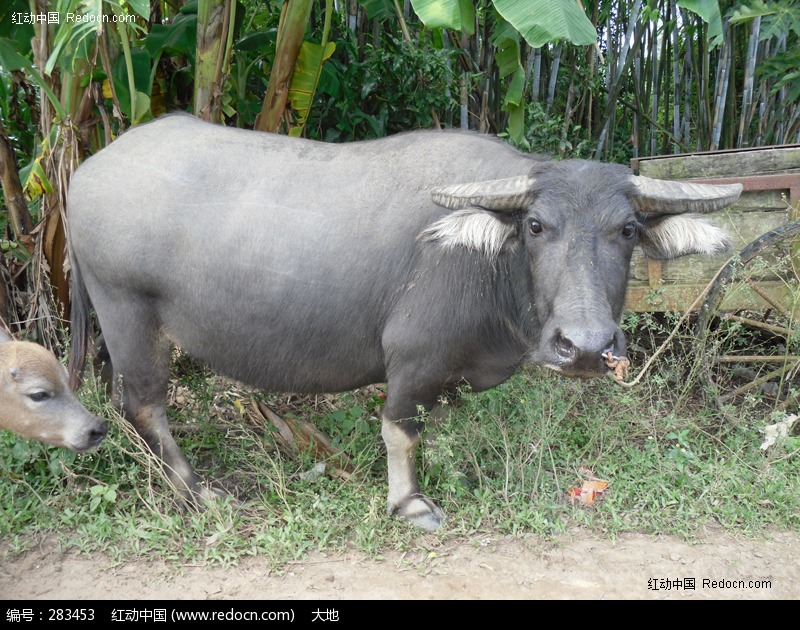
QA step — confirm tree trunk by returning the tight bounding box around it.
[0,120,34,238]
[255,0,314,133]
[194,0,229,122]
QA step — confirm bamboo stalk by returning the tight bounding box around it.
[594,2,646,159]
[670,0,680,152]
[560,62,577,157]
[531,47,541,102]
[710,20,731,150]
[546,43,561,113]
[649,13,661,156]
[737,16,760,147]
[700,17,710,147]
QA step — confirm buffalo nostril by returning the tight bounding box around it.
[554,333,575,359]
[89,423,108,446]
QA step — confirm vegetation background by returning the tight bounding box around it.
[0,0,799,569]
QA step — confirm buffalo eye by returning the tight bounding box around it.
[622,222,636,239]
[28,391,51,402]
[529,219,543,236]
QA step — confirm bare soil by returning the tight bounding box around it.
[2,528,799,600]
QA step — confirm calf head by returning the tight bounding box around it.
[0,329,107,451]
[427,160,740,378]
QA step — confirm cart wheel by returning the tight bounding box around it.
[696,220,800,413]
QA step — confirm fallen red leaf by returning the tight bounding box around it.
[568,469,609,505]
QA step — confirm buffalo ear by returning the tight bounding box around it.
[419,208,518,257]
[638,214,732,260]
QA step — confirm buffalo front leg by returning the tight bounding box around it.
[381,416,445,532]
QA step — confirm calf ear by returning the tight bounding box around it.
[638,214,732,260]
[0,328,12,344]
[419,208,518,257]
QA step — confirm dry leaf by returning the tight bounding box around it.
[252,400,355,480]
[568,467,610,505]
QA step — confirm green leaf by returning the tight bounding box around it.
[132,91,151,124]
[112,47,152,121]
[410,0,475,35]
[0,0,33,51]
[493,0,597,48]
[0,39,65,118]
[458,0,476,35]
[358,0,395,21]
[125,0,151,20]
[45,0,103,76]
[678,0,723,47]
[729,1,777,25]
[492,17,521,78]
[0,37,31,72]
[144,12,198,56]
[505,65,525,107]
[235,30,277,52]
[289,41,336,137]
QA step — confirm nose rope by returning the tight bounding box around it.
[603,351,630,383]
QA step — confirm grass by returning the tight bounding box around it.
[1,314,799,569]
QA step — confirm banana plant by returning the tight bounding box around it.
[256,0,337,137]
[409,0,597,145]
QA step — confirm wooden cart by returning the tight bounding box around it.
[628,145,800,410]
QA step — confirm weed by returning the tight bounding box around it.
[2,327,799,566]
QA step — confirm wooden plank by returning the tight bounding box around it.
[729,189,790,211]
[624,281,794,313]
[635,145,800,179]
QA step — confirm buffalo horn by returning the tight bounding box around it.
[431,176,534,211]
[631,176,743,214]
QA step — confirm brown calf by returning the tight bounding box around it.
[0,328,106,451]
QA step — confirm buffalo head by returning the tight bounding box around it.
[425,160,740,378]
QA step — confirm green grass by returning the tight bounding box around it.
[2,322,799,569]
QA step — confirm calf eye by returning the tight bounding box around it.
[28,391,51,402]
[529,219,543,235]
[622,222,636,239]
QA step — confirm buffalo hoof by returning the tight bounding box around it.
[391,494,445,532]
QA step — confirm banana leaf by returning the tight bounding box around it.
[288,41,336,138]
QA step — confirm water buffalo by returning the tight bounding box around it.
[66,114,740,530]
[1,328,107,451]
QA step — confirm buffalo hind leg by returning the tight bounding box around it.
[97,304,223,505]
[381,415,445,532]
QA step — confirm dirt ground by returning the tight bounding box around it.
[2,528,799,600]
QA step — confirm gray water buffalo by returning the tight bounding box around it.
[66,114,740,530]
[1,328,107,451]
